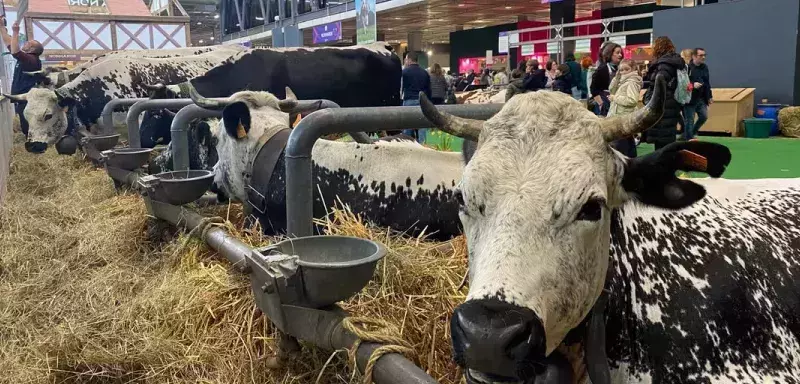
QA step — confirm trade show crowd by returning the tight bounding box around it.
[399,36,713,157]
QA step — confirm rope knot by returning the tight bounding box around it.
[341,317,416,384]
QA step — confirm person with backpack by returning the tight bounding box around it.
[643,36,685,150]
[684,48,712,140]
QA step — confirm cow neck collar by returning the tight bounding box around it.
[244,128,292,216]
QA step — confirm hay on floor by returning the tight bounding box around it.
[0,139,468,384]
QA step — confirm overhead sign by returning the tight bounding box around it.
[313,22,342,44]
[355,0,376,44]
[498,32,509,54]
[44,54,81,62]
[520,44,534,56]
[575,39,591,53]
[67,0,109,14]
[485,50,493,65]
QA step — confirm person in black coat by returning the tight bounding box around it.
[522,59,547,92]
[552,64,572,95]
[590,42,623,116]
[643,36,684,150]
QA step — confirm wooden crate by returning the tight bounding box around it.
[701,88,755,136]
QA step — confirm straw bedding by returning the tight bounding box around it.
[778,106,800,138]
[0,138,469,384]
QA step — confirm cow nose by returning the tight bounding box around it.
[25,141,48,153]
[451,299,545,380]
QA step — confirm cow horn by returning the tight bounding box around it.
[1,93,28,103]
[600,74,666,142]
[279,86,298,112]
[419,92,482,141]
[181,81,228,110]
[24,70,46,76]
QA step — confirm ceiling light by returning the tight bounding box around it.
[197,22,202,25]
[427,50,433,56]
[213,14,220,19]
[199,39,205,43]
[256,16,264,20]
[457,3,465,6]
[210,36,215,40]
[504,6,511,9]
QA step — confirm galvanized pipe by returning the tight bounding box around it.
[170,105,223,172]
[146,198,250,272]
[285,104,503,237]
[125,99,204,148]
[291,100,374,144]
[101,98,147,134]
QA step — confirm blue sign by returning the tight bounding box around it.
[312,22,342,44]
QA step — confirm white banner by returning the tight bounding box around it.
[520,44,534,56]
[498,32,509,54]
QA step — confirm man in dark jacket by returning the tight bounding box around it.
[0,17,43,138]
[401,51,431,143]
[522,60,547,92]
[683,48,712,140]
[564,52,583,100]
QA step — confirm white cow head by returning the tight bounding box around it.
[183,82,297,202]
[418,76,731,383]
[3,88,75,153]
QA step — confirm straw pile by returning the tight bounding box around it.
[0,137,469,384]
[778,106,800,138]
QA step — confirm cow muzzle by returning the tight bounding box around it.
[452,299,547,381]
[25,141,48,154]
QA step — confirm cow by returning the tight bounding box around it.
[27,46,244,88]
[415,78,800,384]
[161,42,401,109]
[2,48,241,153]
[182,83,463,240]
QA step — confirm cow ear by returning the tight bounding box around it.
[620,141,731,210]
[56,93,75,108]
[222,101,251,140]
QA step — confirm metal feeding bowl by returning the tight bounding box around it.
[253,236,387,308]
[102,147,153,171]
[86,134,120,151]
[138,170,215,205]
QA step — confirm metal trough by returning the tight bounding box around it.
[138,170,215,206]
[81,133,121,163]
[102,147,153,171]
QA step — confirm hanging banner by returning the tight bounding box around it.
[313,21,342,44]
[355,0,376,45]
[485,50,493,65]
[498,32,509,54]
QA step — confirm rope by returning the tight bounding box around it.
[341,317,417,384]
[171,216,226,258]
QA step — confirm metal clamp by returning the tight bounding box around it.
[246,245,305,332]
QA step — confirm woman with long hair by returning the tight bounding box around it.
[643,36,685,150]
[429,63,448,105]
[590,42,623,116]
[580,56,593,99]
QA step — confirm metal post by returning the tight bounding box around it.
[285,104,503,237]
[170,105,223,172]
[125,99,204,148]
[101,98,147,134]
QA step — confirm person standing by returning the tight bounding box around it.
[590,42,623,116]
[564,52,583,100]
[607,59,643,157]
[684,48,712,140]
[429,63,448,105]
[401,51,431,143]
[0,17,43,138]
[643,36,684,150]
[552,64,572,95]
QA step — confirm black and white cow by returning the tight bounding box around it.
[28,46,242,88]
[417,79,800,383]
[163,42,401,108]
[3,47,243,153]
[185,84,462,240]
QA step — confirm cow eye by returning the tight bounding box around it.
[43,113,53,121]
[576,198,604,221]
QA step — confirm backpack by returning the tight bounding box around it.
[674,67,693,105]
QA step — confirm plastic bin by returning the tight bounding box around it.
[743,118,773,138]
[756,103,784,135]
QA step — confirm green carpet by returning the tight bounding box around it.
[423,131,800,180]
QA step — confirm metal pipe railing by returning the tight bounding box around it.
[284,104,503,237]
[126,99,211,148]
[101,98,147,134]
[170,105,223,172]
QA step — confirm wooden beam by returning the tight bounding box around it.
[25,12,190,23]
